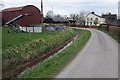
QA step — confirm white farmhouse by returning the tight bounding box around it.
[85,12,105,26]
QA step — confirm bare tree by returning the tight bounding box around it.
[56,14,62,18]
[78,11,89,25]
[63,15,67,19]
[94,19,99,25]
[69,14,79,21]
[46,11,54,18]
[0,0,4,10]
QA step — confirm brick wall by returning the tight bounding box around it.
[71,25,98,28]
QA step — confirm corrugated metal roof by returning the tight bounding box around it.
[2,6,25,12]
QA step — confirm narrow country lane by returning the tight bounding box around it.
[55,28,119,78]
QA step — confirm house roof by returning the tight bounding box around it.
[86,12,103,18]
[94,14,102,18]
[52,17,69,22]
[2,5,39,12]
[2,6,24,12]
[102,14,117,17]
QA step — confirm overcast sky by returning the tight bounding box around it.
[0,0,119,17]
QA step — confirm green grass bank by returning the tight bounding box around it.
[3,27,77,73]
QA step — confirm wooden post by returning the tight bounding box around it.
[41,0,44,32]
[29,30,30,40]
[33,27,34,33]
[26,27,27,32]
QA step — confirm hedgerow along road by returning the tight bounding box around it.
[55,28,119,78]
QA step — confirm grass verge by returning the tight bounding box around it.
[19,28,91,78]
[97,28,120,43]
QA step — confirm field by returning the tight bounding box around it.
[20,28,91,78]
[2,27,77,74]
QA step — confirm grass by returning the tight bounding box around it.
[97,28,120,43]
[2,27,64,51]
[19,28,91,78]
[3,27,77,73]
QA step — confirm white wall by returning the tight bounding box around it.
[85,13,105,26]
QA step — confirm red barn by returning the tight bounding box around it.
[2,5,41,26]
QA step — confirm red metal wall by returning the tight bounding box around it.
[2,5,41,26]
[21,5,41,26]
[2,11,22,25]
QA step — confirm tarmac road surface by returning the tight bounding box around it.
[54,28,119,78]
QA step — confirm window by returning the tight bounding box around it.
[87,22,89,25]
[91,18,93,20]
[96,18,98,21]
[90,22,92,25]
[87,18,89,20]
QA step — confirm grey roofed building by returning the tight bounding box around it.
[43,17,69,24]
[52,16,69,23]
[117,19,120,25]
[102,13,117,25]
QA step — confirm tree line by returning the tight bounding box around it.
[45,10,90,25]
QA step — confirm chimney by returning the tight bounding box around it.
[109,13,111,15]
[91,12,95,14]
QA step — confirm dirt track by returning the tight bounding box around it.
[55,28,119,78]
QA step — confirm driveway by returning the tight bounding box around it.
[54,28,119,78]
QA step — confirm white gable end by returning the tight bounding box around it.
[85,13,105,26]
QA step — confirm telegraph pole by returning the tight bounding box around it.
[41,0,43,24]
[52,5,53,19]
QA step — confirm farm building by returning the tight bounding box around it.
[2,5,41,26]
[102,13,117,25]
[43,18,69,24]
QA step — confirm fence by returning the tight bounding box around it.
[109,26,120,36]
[43,25,64,31]
[99,25,120,36]
[20,26,42,33]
